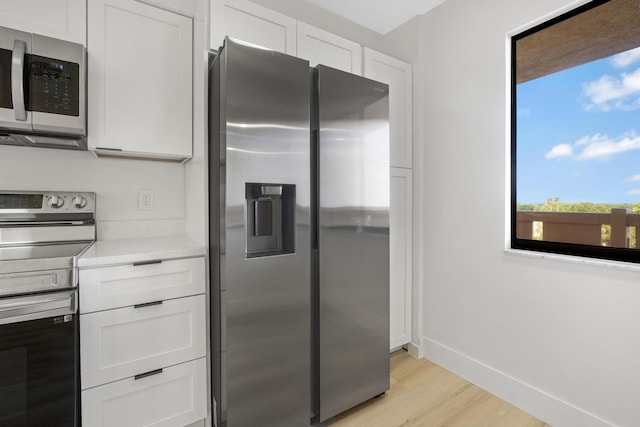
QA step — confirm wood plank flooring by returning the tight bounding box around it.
[331,350,551,427]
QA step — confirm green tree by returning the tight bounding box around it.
[517,203,535,211]
[537,196,560,212]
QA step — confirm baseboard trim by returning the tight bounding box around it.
[420,336,615,427]
[406,342,421,359]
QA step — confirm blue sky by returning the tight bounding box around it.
[517,46,640,204]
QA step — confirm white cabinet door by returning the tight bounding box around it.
[0,0,86,44]
[210,0,296,54]
[297,22,362,75]
[364,48,412,168]
[88,0,193,161]
[80,294,207,389]
[79,257,206,313]
[390,167,412,349]
[82,357,207,427]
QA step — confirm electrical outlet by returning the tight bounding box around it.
[138,190,154,210]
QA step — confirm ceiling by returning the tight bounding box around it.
[516,0,640,83]
[302,0,448,34]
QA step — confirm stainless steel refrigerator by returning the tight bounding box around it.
[209,37,390,427]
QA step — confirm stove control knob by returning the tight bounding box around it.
[48,195,64,208]
[72,196,87,209]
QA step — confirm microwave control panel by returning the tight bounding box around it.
[27,54,80,117]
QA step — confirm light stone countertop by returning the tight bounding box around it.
[78,236,206,268]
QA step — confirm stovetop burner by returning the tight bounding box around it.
[0,242,93,274]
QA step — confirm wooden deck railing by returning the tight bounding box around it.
[517,208,640,248]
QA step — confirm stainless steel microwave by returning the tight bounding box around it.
[0,26,86,150]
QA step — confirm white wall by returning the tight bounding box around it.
[418,0,640,426]
[0,145,185,239]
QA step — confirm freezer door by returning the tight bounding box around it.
[210,38,311,427]
[315,65,390,422]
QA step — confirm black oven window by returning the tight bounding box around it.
[0,316,77,427]
[0,347,27,425]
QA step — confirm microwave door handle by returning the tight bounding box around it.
[11,39,27,122]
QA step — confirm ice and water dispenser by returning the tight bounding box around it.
[245,183,295,258]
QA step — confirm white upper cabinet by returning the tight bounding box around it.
[364,48,413,168]
[296,22,362,75]
[88,0,193,162]
[210,0,296,54]
[0,0,86,44]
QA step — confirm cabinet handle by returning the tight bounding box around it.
[95,147,123,152]
[134,368,163,380]
[133,260,162,267]
[134,300,163,309]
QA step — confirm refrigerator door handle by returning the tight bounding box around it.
[311,128,319,250]
[220,291,227,351]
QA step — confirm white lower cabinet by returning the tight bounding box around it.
[79,257,206,313]
[390,168,413,349]
[80,255,207,427]
[81,294,206,389]
[81,358,207,427]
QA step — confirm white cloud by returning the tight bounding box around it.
[545,143,573,159]
[574,134,607,147]
[611,47,640,69]
[579,132,640,160]
[545,132,640,161]
[627,189,640,195]
[624,174,640,182]
[582,67,640,111]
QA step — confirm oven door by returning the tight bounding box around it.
[0,290,78,427]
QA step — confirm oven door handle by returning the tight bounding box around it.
[0,290,77,325]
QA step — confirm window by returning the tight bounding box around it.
[511,0,640,263]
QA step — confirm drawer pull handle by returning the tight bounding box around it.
[95,147,123,152]
[133,260,162,267]
[134,368,163,380]
[134,300,163,309]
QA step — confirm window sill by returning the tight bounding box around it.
[503,247,640,273]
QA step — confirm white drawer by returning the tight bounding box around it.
[79,257,205,313]
[81,294,206,389]
[82,357,207,427]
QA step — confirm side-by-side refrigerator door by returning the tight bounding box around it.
[315,64,390,422]
[209,37,311,427]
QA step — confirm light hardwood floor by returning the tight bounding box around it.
[331,350,551,427]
